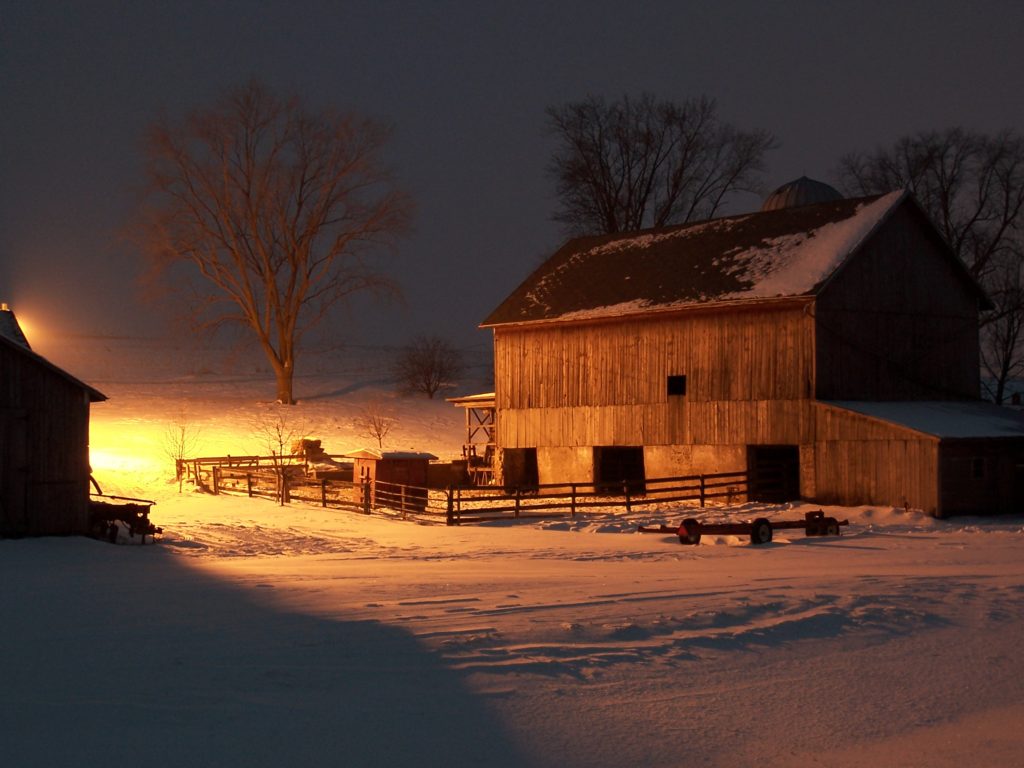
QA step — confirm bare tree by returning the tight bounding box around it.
[546,93,776,235]
[251,407,307,505]
[163,410,201,492]
[142,79,410,404]
[353,399,396,449]
[837,128,1024,401]
[393,335,465,399]
[982,263,1024,403]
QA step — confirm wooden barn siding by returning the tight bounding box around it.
[815,203,981,401]
[939,438,1024,516]
[812,404,939,514]
[494,303,815,450]
[0,344,92,535]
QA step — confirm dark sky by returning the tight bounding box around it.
[3,1,1023,354]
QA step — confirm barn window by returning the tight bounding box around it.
[667,374,687,397]
[972,457,986,479]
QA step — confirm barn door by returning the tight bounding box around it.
[747,445,800,503]
[594,446,646,495]
[0,410,29,534]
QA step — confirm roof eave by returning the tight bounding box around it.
[480,294,815,330]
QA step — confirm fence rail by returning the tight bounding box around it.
[181,455,771,525]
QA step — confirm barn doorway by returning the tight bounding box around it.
[747,445,800,503]
[502,448,538,491]
[594,446,646,495]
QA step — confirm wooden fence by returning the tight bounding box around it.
[181,455,758,525]
[444,471,750,524]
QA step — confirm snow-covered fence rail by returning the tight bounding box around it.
[188,461,768,526]
[444,471,751,525]
[180,454,352,490]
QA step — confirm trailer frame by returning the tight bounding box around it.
[638,510,848,546]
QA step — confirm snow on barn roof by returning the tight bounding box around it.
[343,449,438,461]
[483,191,905,326]
[826,401,1024,439]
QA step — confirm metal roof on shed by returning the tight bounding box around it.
[824,401,1024,439]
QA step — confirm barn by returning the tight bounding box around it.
[480,180,1024,516]
[1,304,106,536]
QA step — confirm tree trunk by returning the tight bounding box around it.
[273,360,295,405]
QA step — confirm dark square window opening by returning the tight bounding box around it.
[667,374,687,397]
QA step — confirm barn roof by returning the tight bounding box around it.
[826,401,1024,440]
[343,449,437,461]
[0,331,107,402]
[0,305,32,349]
[484,190,929,327]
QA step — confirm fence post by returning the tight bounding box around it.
[246,473,253,498]
[401,484,407,519]
[212,466,220,495]
[515,487,521,519]
[362,478,372,514]
[571,484,577,519]
[699,475,706,508]
[321,479,328,508]
[446,485,455,526]
[623,480,631,514]
[282,474,290,505]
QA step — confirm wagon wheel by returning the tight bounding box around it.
[750,518,773,545]
[678,518,702,546]
[825,518,840,537]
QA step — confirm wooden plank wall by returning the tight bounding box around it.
[495,303,815,450]
[1,344,92,535]
[812,404,939,513]
[815,204,981,401]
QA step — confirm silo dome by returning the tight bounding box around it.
[761,176,842,212]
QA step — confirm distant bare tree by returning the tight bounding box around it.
[982,263,1024,403]
[163,410,201,492]
[353,400,396,449]
[142,79,410,404]
[393,335,465,399]
[251,408,307,505]
[837,128,1024,401]
[546,93,775,235]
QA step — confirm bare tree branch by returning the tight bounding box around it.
[546,94,776,235]
[140,79,411,403]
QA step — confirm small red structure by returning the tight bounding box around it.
[343,449,437,513]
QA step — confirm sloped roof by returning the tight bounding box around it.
[0,332,107,402]
[343,449,437,461]
[0,307,31,349]
[826,401,1024,439]
[484,191,908,327]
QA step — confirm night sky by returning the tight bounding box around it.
[3,1,1023,354]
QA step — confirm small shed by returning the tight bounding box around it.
[1,305,107,536]
[343,449,437,512]
[818,401,1024,516]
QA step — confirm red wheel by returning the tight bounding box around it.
[678,518,702,545]
[750,518,773,545]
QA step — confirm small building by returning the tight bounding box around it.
[344,449,437,511]
[1,304,106,536]
[480,181,1024,515]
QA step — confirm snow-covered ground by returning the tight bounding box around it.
[3,336,1024,767]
